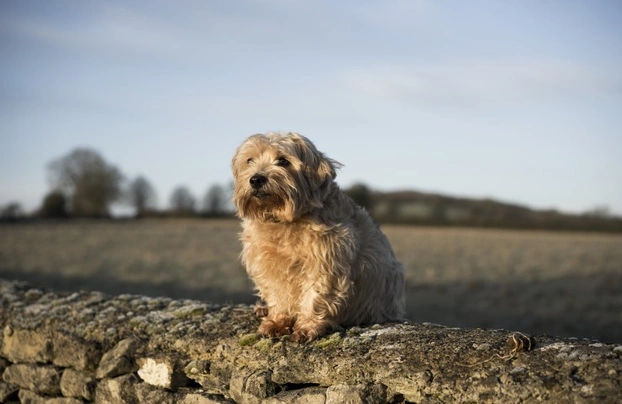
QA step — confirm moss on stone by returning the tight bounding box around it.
[253,338,274,353]
[171,304,207,318]
[238,333,261,347]
[314,332,342,349]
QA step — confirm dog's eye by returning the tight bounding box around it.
[247,158,254,165]
[276,157,290,167]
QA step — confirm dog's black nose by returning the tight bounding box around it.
[249,174,267,189]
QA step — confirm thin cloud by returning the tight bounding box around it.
[344,61,622,106]
[0,3,197,58]
[0,1,348,60]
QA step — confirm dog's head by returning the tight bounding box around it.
[232,132,340,222]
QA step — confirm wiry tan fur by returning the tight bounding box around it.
[232,132,405,342]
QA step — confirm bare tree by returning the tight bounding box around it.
[170,186,196,216]
[203,184,228,215]
[48,148,124,217]
[127,175,157,217]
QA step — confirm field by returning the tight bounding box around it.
[1,219,621,343]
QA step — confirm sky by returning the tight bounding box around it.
[1,0,621,216]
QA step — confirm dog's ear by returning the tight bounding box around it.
[289,133,342,190]
[315,155,339,186]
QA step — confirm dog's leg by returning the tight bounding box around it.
[291,288,339,343]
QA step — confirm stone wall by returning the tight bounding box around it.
[0,279,620,403]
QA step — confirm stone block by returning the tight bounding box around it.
[48,398,84,404]
[2,364,61,395]
[96,338,139,379]
[264,387,327,404]
[185,360,226,391]
[53,332,102,371]
[325,384,366,404]
[60,368,96,401]
[326,384,387,404]
[230,370,279,404]
[18,390,44,404]
[1,327,52,364]
[95,374,139,404]
[137,356,191,389]
[18,389,82,404]
[0,381,19,402]
[180,393,237,403]
[135,382,176,404]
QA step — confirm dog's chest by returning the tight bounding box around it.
[241,220,339,275]
[243,223,316,259]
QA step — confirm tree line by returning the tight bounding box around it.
[2,148,621,232]
[5,148,234,219]
[343,183,622,233]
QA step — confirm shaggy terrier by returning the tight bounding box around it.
[232,132,404,342]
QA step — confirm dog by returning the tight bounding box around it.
[232,132,405,342]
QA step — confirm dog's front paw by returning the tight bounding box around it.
[291,328,317,344]
[258,316,294,338]
[291,321,331,343]
[292,317,335,343]
[253,301,269,317]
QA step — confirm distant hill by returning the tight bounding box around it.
[352,188,622,232]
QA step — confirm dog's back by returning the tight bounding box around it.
[317,190,405,327]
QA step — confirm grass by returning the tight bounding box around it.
[1,219,621,342]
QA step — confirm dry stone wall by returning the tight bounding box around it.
[0,279,620,403]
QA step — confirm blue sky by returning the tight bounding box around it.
[1,0,621,216]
